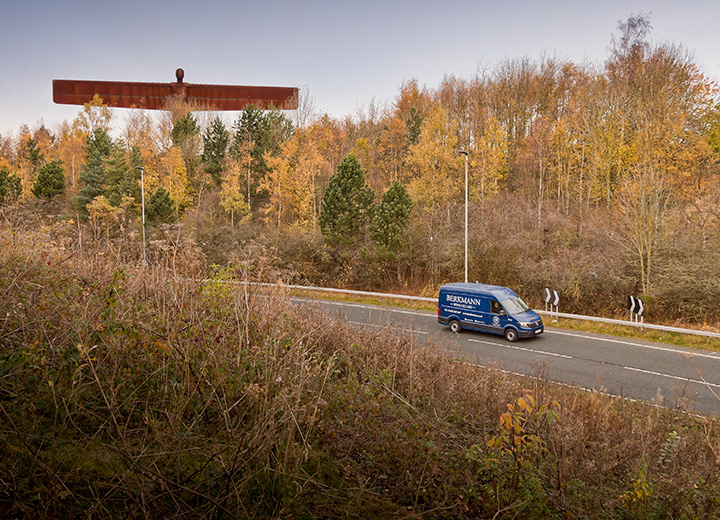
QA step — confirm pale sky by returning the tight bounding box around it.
[1,0,719,138]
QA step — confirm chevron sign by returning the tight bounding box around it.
[543,287,559,306]
[627,295,645,317]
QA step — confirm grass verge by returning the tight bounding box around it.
[2,236,720,518]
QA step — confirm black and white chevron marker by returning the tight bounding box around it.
[543,287,560,321]
[627,295,644,317]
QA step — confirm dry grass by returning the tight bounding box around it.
[1,223,720,518]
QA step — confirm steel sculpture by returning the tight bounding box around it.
[53,68,298,111]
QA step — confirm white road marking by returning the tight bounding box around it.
[292,297,435,317]
[545,329,720,360]
[349,320,428,335]
[468,338,572,358]
[623,366,720,389]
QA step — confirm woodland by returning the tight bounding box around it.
[2,14,720,324]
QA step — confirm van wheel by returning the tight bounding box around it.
[449,320,461,333]
[504,328,518,342]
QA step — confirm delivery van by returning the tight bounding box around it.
[438,282,543,342]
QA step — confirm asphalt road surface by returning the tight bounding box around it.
[293,297,720,417]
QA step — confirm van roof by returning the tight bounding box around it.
[439,282,518,300]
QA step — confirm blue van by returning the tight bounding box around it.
[438,282,543,342]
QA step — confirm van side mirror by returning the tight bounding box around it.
[499,310,508,317]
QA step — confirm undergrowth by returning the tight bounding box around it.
[1,230,720,518]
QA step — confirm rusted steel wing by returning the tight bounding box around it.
[53,69,298,111]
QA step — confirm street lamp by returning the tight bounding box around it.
[458,150,469,283]
[135,166,146,266]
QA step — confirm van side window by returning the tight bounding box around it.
[490,300,502,314]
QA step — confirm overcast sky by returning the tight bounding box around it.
[1,0,719,137]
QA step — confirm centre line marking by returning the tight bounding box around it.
[545,329,720,360]
[468,338,572,358]
[622,366,720,389]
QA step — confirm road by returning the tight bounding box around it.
[293,297,720,417]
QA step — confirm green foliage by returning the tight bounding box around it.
[232,104,294,202]
[76,127,114,213]
[370,180,413,252]
[405,106,423,146]
[146,186,174,223]
[104,145,139,207]
[31,159,65,199]
[319,154,374,246]
[0,167,22,205]
[202,117,229,187]
[171,113,200,148]
[20,136,43,171]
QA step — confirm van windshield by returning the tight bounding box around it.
[501,297,530,315]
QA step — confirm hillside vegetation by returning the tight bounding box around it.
[1,15,720,330]
[2,223,720,519]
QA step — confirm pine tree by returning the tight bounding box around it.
[406,107,423,146]
[32,160,65,199]
[76,127,113,212]
[370,181,413,252]
[0,167,22,206]
[202,117,229,187]
[319,154,374,246]
[146,187,174,223]
[105,145,139,207]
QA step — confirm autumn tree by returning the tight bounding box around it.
[406,104,461,213]
[75,94,112,134]
[472,116,509,205]
[55,120,87,190]
[264,129,326,228]
[171,113,202,193]
[159,146,191,215]
[123,110,160,174]
[219,158,250,228]
[376,116,410,185]
[615,169,673,296]
[308,114,349,179]
[319,154,374,246]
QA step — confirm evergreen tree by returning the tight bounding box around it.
[232,104,294,203]
[104,145,138,207]
[21,136,44,172]
[202,117,229,187]
[0,167,22,206]
[146,187,174,223]
[406,107,423,146]
[32,160,65,199]
[370,181,413,252]
[76,127,113,212]
[319,154,374,246]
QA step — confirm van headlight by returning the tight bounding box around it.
[519,322,532,329]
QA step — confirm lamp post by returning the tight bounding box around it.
[458,150,469,283]
[135,166,146,266]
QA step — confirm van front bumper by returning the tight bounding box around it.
[519,327,543,338]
